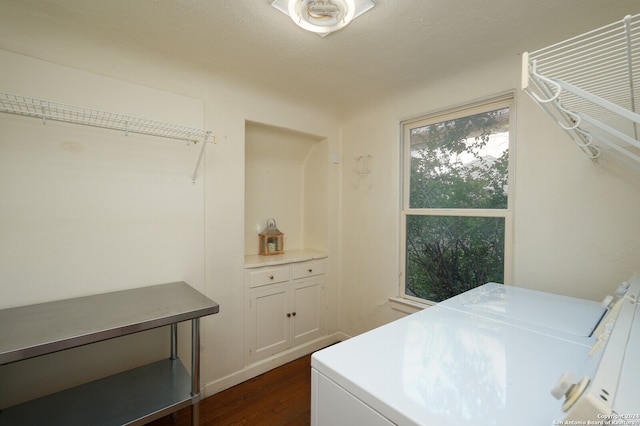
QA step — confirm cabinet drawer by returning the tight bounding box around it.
[248,266,290,288]
[292,260,326,280]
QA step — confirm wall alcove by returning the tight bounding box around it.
[244,121,328,256]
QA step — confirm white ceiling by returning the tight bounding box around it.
[0,0,637,114]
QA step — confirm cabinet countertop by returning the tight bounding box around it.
[244,249,327,269]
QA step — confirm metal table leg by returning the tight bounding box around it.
[191,318,201,426]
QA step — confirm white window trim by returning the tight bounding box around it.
[389,296,433,315]
[399,92,516,305]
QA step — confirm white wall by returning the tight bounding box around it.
[303,139,330,251]
[338,53,640,337]
[0,50,206,308]
[0,46,341,407]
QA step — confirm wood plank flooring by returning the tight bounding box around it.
[148,354,312,426]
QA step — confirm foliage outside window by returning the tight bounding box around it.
[401,95,513,304]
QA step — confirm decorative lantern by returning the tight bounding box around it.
[259,218,284,256]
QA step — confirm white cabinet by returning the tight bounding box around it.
[245,257,326,363]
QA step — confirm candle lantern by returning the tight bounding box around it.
[259,218,284,256]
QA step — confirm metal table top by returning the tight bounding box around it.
[0,281,219,364]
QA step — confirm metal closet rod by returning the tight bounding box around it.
[0,92,216,182]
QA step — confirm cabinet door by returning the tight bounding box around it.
[247,285,290,361]
[291,278,323,347]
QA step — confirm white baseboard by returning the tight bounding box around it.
[203,332,349,397]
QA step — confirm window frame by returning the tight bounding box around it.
[399,93,516,305]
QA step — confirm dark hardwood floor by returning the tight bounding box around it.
[148,354,312,426]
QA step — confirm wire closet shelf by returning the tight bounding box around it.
[0,92,215,182]
[522,13,640,169]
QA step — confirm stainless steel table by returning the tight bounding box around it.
[0,281,219,425]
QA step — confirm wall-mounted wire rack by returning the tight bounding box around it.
[0,92,215,182]
[522,13,640,170]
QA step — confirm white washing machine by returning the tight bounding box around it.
[438,282,606,346]
[311,275,640,425]
[555,275,640,422]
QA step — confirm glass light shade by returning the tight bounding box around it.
[288,0,355,35]
[272,0,374,36]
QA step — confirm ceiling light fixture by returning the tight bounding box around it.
[271,0,374,37]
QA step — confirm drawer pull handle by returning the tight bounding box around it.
[308,269,313,273]
[287,312,297,318]
[269,275,274,280]
[292,311,296,316]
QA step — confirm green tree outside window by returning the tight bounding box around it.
[404,105,510,302]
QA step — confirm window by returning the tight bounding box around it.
[401,94,514,304]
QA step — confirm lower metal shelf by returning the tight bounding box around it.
[0,358,194,426]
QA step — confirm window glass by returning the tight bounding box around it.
[401,97,513,304]
[409,108,509,209]
[405,215,505,302]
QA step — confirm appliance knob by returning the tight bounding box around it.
[551,372,591,412]
[616,281,630,297]
[551,372,575,400]
[601,295,614,309]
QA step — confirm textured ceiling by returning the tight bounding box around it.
[0,0,637,114]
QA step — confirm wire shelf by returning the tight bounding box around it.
[0,92,215,182]
[522,14,640,168]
